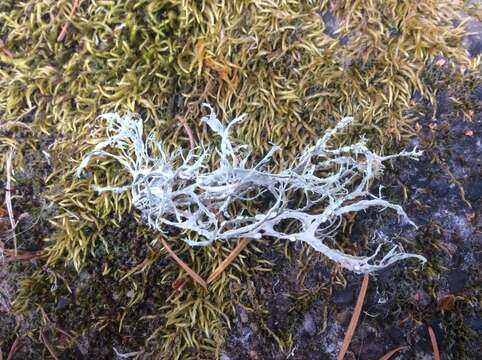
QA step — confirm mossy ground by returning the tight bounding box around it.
[222,91,482,358]
[0,0,481,359]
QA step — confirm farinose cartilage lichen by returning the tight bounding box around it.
[77,105,426,273]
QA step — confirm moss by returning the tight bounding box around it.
[0,0,480,358]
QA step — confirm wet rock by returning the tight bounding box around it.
[55,297,69,311]
[464,175,482,203]
[447,269,468,294]
[238,306,249,324]
[249,350,258,359]
[462,18,482,57]
[321,10,337,38]
[465,317,482,331]
[333,287,355,305]
[356,342,384,360]
[413,290,432,307]
[436,89,453,116]
[302,313,316,336]
[471,85,482,101]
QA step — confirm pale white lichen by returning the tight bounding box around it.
[77,104,426,273]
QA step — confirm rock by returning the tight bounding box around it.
[466,317,482,331]
[335,309,351,325]
[55,297,69,311]
[464,175,482,203]
[303,313,316,336]
[471,85,482,102]
[436,89,453,116]
[333,287,355,305]
[462,18,482,57]
[356,342,384,360]
[447,269,468,294]
[220,355,231,360]
[238,306,249,324]
[413,290,431,307]
[249,350,258,359]
[321,10,337,38]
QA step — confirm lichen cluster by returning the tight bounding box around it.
[77,108,425,273]
[0,0,478,358]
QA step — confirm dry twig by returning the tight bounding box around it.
[337,273,369,360]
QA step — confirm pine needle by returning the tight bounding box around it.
[207,238,250,285]
[428,326,441,360]
[2,249,42,263]
[176,115,196,150]
[40,332,59,360]
[6,336,20,360]
[57,0,80,42]
[377,346,407,360]
[337,273,369,360]
[159,237,207,290]
[0,39,13,58]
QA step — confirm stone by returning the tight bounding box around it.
[303,313,316,336]
[333,287,355,305]
[447,269,468,294]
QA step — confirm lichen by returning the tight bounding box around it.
[78,106,426,273]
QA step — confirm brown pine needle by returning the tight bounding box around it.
[176,115,196,150]
[377,346,407,360]
[159,236,207,290]
[2,250,42,263]
[207,238,250,285]
[172,276,188,290]
[428,326,441,360]
[57,0,80,42]
[337,273,369,360]
[40,332,59,360]
[6,336,20,360]
[0,39,14,58]
[174,112,247,288]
